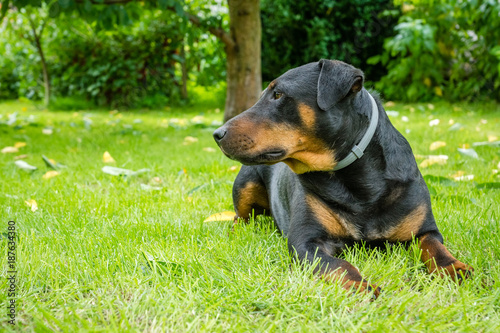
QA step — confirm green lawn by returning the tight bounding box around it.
[1,99,500,332]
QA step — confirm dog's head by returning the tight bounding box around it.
[213,59,365,174]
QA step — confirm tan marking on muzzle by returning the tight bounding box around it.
[223,117,336,174]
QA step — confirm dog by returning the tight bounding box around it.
[213,59,473,297]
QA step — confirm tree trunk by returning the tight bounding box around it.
[224,0,261,122]
[35,37,50,107]
[28,16,50,106]
[180,39,188,100]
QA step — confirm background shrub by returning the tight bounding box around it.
[371,0,500,102]
[260,0,400,82]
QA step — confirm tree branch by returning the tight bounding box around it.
[184,12,234,49]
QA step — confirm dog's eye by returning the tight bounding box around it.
[273,91,283,100]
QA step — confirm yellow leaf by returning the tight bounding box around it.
[103,151,116,163]
[43,171,60,179]
[14,142,27,148]
[488,135,498,142]
[228,165,240,172]
[191,115,205,123]
[419,155,448,168]
[451,171,465,178]
[183,136,199,145]
[423,78,432,87]
[429,141,446,151]
[22,107,28,112]
[25,199,38,212]
[204,211,235,222]
[14,154,28,160]
[203,147,216,153]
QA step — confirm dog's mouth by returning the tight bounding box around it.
[220,148,287,165]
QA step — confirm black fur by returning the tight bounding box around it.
[213,59,472,296]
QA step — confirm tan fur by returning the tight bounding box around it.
[298,103,316,130]
[235,182,269,220]
[228,118,336,174]
[305,194,361,239]
[384,204,427,241]
[419,233,473,283]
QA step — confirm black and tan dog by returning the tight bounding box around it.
[213,59,473,297]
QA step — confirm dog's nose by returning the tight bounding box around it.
[213,128,227,144]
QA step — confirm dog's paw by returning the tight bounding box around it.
[346,280,381,300]
[441,261,474,285]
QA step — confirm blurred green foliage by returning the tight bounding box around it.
[371,0,500,102]
[0,1,227,109]
[1,0,499,106]
[260,0,400,82]
[51,10,185,108]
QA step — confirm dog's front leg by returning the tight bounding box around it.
[288,231,380,298]
[418,231,473,283]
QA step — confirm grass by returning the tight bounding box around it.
[1,98,500,332]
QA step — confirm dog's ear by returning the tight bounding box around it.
[317,59,364,110]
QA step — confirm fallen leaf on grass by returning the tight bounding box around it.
[472,140,500,147]
[102,166,150,176]
[42,171,60,179]
[448,123,463,131]
[25,199,38,212]
[454,174,474,181]
[14,154,28,160]
[42,128,53,135]
[140,184,162,191]
[429,119,440,127]
[102,151,116,163]
[457,148,479,159]
[419,155,448,168]
[6,112,17,126]
[384,101,395,107]
[14,142,26,148]
[191,115,205,124]
[2,146,19,154]
[15,160,37,171]
[204,211,236,222]
[228,166,240,172]
[385,110,399,117]
[42,155,67,169]
[203,147,216,153]
[429,141,446,151]
[183,136,199,145]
